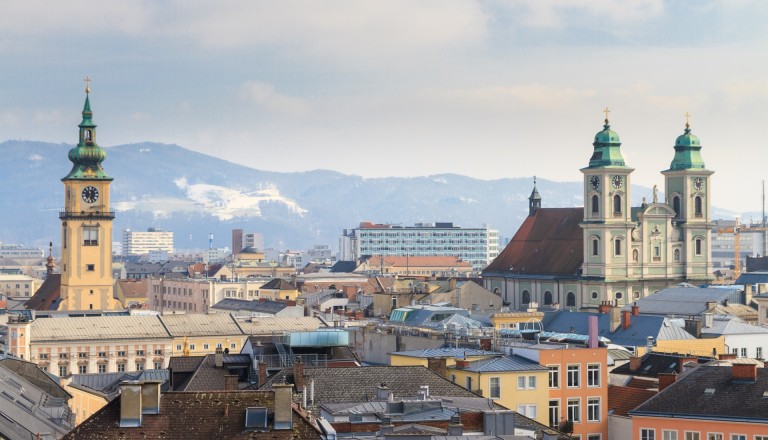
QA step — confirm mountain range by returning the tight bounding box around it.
[0,140,740,254]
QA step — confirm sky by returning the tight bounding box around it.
[1,0,767,214]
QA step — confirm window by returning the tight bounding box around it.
[528,376,536,389]
[591,291,598,299]
[729,436,745,440]
[466,376,473,391]
[592,238,599,256]
[567,292,576,307]
[176,344,182,351]
[548,366,560,388]
[587,397,600,422]
[136,350,145,356]
[117,363,126,372]
[98,364,106,373]
[450,374,456,383]
[154,362,162,369]
[614,238,622,256]
[641,429,655,440]
[216,343,223,349]
[78,352,87,358]
[39,353,48,359]
[79,365,87,374]
[83,226,98,246]
[613,194,622,216]
[591,195,599,215]
[753,436,768,440]
[231,343,237,349]
[587,364,600,387]
[117,351,126,357]
[203,344,209,350]
[567,365,580,387]
[684,433,700,440]
[695,238,703,255]
[548,400,559,428]
[694,196,703,217]
[189,344,196,350]
[544,291,553,305]
[662,429,678,440]
[633,248,639,262]
[673,196,681,217]
[154,349,162,355]
[706,435,722,440]
[59,366,67,377]
[98,352,106,358]
[518,376,526,389]
[489,377,501,399]
[741,347,747,358]
[522,290,531,304]
[567,398,580,423]
[757,347,763,359]
[86,264,95,271]
[517,404,536,419]
[136,362,144,371]
[59,353,68,359]
[615,292,623,300]
[588,436,601,440]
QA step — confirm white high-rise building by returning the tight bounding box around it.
[339,222,499,272]
[122,228,174,256]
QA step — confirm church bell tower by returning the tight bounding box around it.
[59,79,120,310]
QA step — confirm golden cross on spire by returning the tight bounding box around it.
[684,111,691,128]
[603,107,610,123]
[84,76,91,94]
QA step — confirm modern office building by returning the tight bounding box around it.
[231,229,263,255]
[122,228,174,256]
[339,222,499,273]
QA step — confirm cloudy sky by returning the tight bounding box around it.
[2,1,766,214]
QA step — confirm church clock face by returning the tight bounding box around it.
[81,186,99,204]
[693,177,704,191]
[590,175,600,190]
[612,175,623,189]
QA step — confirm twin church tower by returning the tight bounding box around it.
[484,110,714,310]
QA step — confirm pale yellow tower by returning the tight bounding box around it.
[59,80,122,310]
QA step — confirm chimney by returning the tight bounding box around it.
[658,373,677,392]
[732,363,757,382]
[119,381,143,427]
[272,384,294,430]
[215,347,224,368]
[258,361,268,387]
[419,385,429,399]
[609,307,621,332]
[684,319,703,338]
[141,381,162,415]
[375,384,390,400]
[598,301,611,314]
[621,310,631,330]
[455,359,470,369]
[631,302,640,316]
[380,416,394,434]
[677,357,697,373]
[479,338,492,351]
[703,312,714,328]
[449,277,457,291]
[719,353,737,360]
[224,374,238,391]
[447,414,463,435]
[629,356,642,373]
[427,357,448,378]
[293,357,305,391]
[588,315,598,349]
[705,301,717,311]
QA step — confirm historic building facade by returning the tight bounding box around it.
[483,114,714,310]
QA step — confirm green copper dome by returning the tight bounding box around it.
[63,92,112,181]
[587,120,626,168]
[669,124,705,170]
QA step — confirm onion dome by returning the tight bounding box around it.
[587,109,626,168]
[63,83,112,181]
[669,118,705,170]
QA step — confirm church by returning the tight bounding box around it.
[26,81,123,311]
[483,112,714,311]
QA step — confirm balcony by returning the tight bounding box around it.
[59,211,115,220]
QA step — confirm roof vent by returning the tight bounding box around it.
[245,407,268,431]
[704,388,716,396]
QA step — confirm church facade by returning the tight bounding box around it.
[483,115,714,311]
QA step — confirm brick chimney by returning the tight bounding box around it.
[677,357,698,374]
[719,353,737,360]
[631,302,640,316]
[732,363,757,382]
[293,357,305,391]
[658,372,676,391]
[598,301,611,314]
[258,361,268,387]
[427,357,448,378]
[224,374,238,391]
[479,338,492,351]
[455,359,470,369]
[629,356,642,373]
[621,310,631,330]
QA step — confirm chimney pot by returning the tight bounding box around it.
[629,356,642,373]
[621,310,631,330]
[215,347,224,368]
[631,302,640,316]
[658,373,676,392]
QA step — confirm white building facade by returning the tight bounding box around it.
[122,228,174,256]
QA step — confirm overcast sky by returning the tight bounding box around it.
[2,1,766,214]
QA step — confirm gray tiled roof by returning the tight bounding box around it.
[621,286,741,316]
[631,365,768,422]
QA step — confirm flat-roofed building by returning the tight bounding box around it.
[122,228,174,256]
[0,273,37,298]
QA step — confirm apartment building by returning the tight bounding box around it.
[122,228,174,256]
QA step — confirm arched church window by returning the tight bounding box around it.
[592,238,599,256]
[695,238,703,255]
[566,292,576,307]
[522,290,531,305]
[544,291,553,305]
[613,195,622,216]
[674,248,680,262]
[614,238,622,256]
[694,196,703,217]
[591,195,599,216]
[673,196,681,218]
[632,249,638,262]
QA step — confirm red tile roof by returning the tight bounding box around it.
[626,377,658,390]
[483,208,584,276]
[608,385,657,417]
[24,274,61,311]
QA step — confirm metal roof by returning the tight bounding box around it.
[235,317,324,335]
[701,316,768,336]
[622,286,742,316]
[159,313,242,337]
[31,315,171,342]
[391,348,502,359]
[736,272,768,285]
[450,355,547,373]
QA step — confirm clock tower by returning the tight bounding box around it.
[59,81,121,310]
